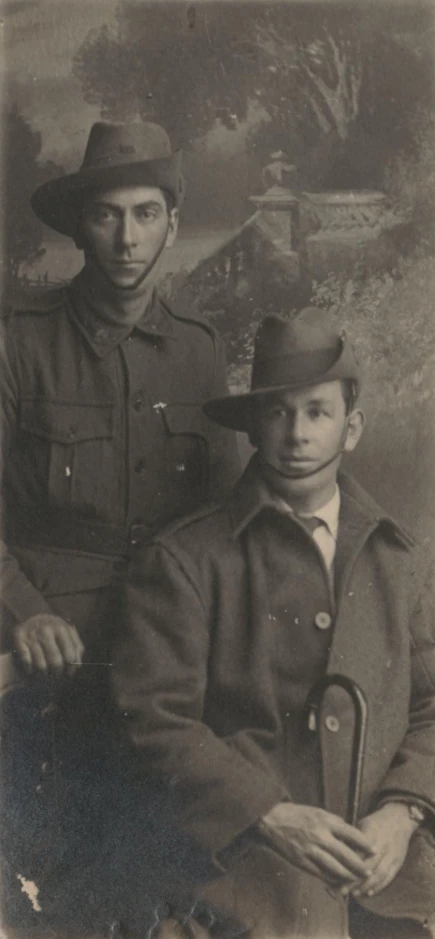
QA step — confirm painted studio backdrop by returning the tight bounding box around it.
[3,0,435,567]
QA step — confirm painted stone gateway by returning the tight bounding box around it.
[174,153,405,336]
[301,189,401,278]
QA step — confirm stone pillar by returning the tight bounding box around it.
[250,185,300,251]
[250,152,300,255]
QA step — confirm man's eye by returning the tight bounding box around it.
[136,208,158,220]
[308,409,322,419]
[91,209,115,223]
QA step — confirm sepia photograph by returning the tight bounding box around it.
[1,1,435,937]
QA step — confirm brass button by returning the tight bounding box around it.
[314,611,332,630]
[325,715,340,733]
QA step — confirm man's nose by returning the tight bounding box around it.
[286,411,309,442]
[116,213,138,250]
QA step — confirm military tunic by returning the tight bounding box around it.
[0,277,240,938]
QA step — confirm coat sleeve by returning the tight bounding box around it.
[111,542,287,863]
[0,325,52,640]
[377,557,435,818]
[205,332,241,504]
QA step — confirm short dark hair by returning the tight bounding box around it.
[341,380,358,414]
[161,189,176,215]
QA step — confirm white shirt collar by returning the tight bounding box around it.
[275,485,341,541]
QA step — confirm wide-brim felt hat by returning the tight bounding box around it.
[31,121,184,237]
[204,308,361,432]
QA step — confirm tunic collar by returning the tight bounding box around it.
[66,273,176,357]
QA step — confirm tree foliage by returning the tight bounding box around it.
[73,3,252,147]
[73,2,434,196]
[1,105,63,295]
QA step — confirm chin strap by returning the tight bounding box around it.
[90,220,171,292]
[263,419,350,481]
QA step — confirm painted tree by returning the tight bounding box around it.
[249,18,363,142]
[73,2,434,196]
[243,4,434,188]
[1,105,63,296]
[73,3,252,147]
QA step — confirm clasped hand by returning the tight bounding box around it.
[260,801,416,897]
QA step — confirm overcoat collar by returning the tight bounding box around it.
[228,454,416,550]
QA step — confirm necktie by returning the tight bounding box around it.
[298,515,323,534]
[297,515,335,574]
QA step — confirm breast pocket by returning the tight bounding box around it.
[160,403,211,515]
[18,398,115,513]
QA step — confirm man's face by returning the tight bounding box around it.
[77,185,178,290]
[252,381,363,505]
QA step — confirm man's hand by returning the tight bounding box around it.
[259,802,375,886]
[344,803,418,899]
[13,614,85,676]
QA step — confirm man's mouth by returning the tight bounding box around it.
[282,455,316,465]
[110,261,145,267]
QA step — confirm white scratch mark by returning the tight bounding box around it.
[176,464,186,472]
[16,875,42,912]
[65,466,71,477]
[153,401,167,410]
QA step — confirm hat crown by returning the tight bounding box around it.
[81,122,173,171]
[203,308,361,432]
[255,308,340,361]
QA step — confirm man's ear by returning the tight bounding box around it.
[165,208,179,248]
[343,408,365,454]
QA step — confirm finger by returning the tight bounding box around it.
[354,858,398,897]
[310,846,369,885]
[330,818,376,857]
[14,637,33,673]
[38,633,65,671]
[71,627,85,663]
[29,642,49,672]
[55,627,81,674]
[65,625,85,668]
[318,836,375,880]
[341,853,383,897]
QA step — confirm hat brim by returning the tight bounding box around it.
[31,152,184,237]
[204,350,361,433]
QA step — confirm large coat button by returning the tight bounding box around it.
[325,715,340,732]
[314,611,332,630]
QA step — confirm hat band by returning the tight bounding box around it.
[251,345,340,391]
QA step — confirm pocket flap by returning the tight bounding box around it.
[160,403,209,439]
[13,545,115,597]
[19,399,114,444]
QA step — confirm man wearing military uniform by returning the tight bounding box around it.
[0,122,239,937]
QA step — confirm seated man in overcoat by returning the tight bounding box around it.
[112,308,435,939]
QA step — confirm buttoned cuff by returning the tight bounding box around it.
[376,792,435,827]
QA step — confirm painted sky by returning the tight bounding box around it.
[3,0,121,165]
[2,0,268,170]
